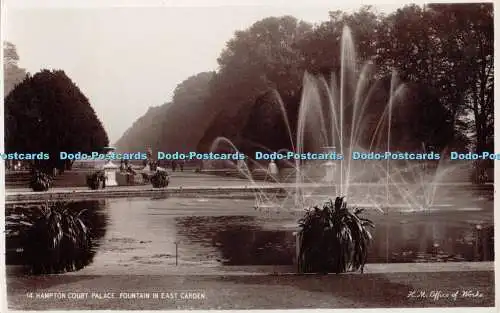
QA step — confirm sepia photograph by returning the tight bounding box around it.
[1,0,495,311]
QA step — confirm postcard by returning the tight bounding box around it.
[1,0,496,312]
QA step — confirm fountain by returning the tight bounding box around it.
[206,25,483,214]
[321,146,337,184]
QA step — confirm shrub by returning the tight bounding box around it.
[297,196,375,274]
[141,172,151,183]
[151,170,169,188]
[22,202,92,274]
[86,170,106,189]
[29,170,52,191]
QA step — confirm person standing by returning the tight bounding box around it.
[124,160,135,184]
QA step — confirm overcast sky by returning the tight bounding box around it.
[4,0,437,143]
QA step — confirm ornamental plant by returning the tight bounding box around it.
[29,170,52,191]
[151,170,170,188]
[297,197,375,274]
[22,202,93,274]
[86,170,106,189]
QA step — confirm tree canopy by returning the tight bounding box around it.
[5,69,109,171]
[119,3,493,160]
[3,41,27,96]
[195,3,493,155]
[115,71,215,155]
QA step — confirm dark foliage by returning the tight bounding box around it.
[195,4,492,156]
[297,197,375,274]
[22,203,93,274]
[115,72,215,154]
[239,90,301,156]
[151,170,170,188]
[86,170,106,190]
[4,69,109,172]
[6,201,108,269]
[29,170,52,191]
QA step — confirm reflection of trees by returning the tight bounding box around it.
[367,221,494,263]
[175,216,295,265]
[478,226,494,261]
[5,200,109,273]
[174,215,494,265]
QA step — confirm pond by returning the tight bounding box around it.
[5,193,494,274]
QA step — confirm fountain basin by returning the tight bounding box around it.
[5,196,494,272]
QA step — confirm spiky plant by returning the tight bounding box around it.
[22,202,93,274]
[297,197,375,274]
[29,170,52,191]
[86,170,106,189]
[151,170,169,188]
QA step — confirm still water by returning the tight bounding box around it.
[5,195,494,273]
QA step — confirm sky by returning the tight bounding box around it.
[3,0,443,143]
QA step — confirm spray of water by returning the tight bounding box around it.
[207,25,471,213]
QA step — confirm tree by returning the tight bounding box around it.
[429,3,494,154]
[396,82,457,152]
[115,104,171,154]
[3,41,27,96]
[115,72,216,155]
[5,69,109,172]
[197,16,312,152]
[156,72,216,153]
[348,75,458,153]
[189,4,491,159]
[376,3,494,154]
[239,90,293,155]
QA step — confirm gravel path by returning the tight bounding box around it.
[6,271,494,310]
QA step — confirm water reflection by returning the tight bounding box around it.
[175,216,295,265]
[173,214,493,265]
[5,197,494,274]
[368,221,494,263]
[5,200,109,273]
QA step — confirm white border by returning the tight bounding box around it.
[1,0,8,312]
[0,1,497,313]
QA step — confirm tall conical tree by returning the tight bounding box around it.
[5,69,109,172]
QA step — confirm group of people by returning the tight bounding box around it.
[119,155,179,185]
[170,160,184,172]
[477,169,489,184]
[119,160,136,184]
[473,159,490,185]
